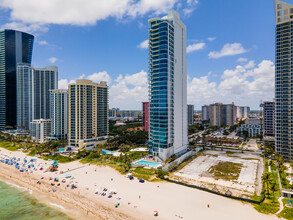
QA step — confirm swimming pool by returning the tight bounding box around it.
[136,160,161,167]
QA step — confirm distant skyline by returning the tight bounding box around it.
[0,0,279,110]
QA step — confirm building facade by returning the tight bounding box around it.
[0,30,34,130]
[275,0,293,160]
[16,64,58,130]
[148,11,188,161]
[29,119,51,143]
[202,105,210,121]
[187,104,194,125]
[68,79,108,148]
[237,124,262,138]
[236,106,250,119]
[50,89,68,140]
[142,102,149,132]
[210,103,236,127]
[261,101,275,137]
[109,108,117,118]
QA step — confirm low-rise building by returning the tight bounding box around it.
[237,124,262,137]
[30,119,51,143]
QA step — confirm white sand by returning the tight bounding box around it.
[0,147,279,220]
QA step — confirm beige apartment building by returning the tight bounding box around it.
[68,79,108,148]
[210,103,236,127]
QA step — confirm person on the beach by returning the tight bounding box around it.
[207,204,209,208]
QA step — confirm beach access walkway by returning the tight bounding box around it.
[61,163,89,174]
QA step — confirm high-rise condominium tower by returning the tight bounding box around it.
[187,104,194,125]
[275,0,293,160]
[50,89,68,140]
[0,30,34,130]
[210,103,236,127]
[148,11,188,161]
[68,79,108,147]
[142,102,149,132]
[261,101,275,137]
[16,64,58,130]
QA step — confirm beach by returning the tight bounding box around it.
[0,147,280,220]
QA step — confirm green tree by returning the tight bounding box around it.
[270,183,278,199]
[262,173,273,198]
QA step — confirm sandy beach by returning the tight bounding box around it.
[0,147,280,220]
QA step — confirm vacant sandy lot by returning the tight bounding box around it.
[174,150,263,195]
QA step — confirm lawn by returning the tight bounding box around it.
[208,161,242,181]
[131,167,157,181]
[254,198,280,214]
[0,141,22,151]
[279,199,293,220]
[43,155,75,163]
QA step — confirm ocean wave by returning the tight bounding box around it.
[6,182,33,194]
[49,202,66,210]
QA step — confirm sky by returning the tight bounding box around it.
[0,0,282,110]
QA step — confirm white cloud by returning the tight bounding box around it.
[237,57,248,63]
[38,40,48,45]
[87,71,111,84]
[188,60,275,109]
[58,70,148,109]
[1,21,48,34]
[183,0,199,16]
[110,70,148,109]
[187,42,205,53]
[207,37,216,41]
[244,60,255,69]
[58,79,75,89]
[208,43,247,59]
[137,39,149,49]
[57,60,273,110]
[49,57,58,64]
[0,0,196,31]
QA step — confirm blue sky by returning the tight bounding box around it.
[0,0,281,110]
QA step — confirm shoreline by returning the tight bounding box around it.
[0,147,280,220]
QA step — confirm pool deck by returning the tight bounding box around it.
[132,159,162,169]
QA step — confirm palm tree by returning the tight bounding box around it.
[262,173,272,198]
[270,182,278,199]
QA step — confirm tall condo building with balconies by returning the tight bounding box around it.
[148,11,188,161]
[0,30,34,130]
[68,79,108,148]
[261,101,275,137]
[275,0,293,160]
[210,103,236,127]
[16,64,58,130]
[50,89,68,140]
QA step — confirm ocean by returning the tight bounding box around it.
[0,180,70,220]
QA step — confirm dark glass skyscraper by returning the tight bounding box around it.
[0,30,34,130]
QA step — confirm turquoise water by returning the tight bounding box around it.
[101,149,114,155]
[0,181,70,220]
[136,160,160,166]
